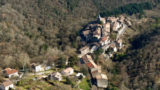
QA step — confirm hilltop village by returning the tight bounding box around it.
[79,15,131,58]
[0,15,132,90]
[79,15,132,88]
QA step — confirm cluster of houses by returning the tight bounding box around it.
[0,80,14,90]
[0,64,85,90]
[0,68,19,90]
[48,67,74,81]
[81,54,108,88]
[79,15,131,58]
[48,67,85,82]
[78,15,132,88]
[31,63,85,82]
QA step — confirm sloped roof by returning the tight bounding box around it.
[62,67,74,73]
[107,17,118,22]
[86,62,95,69]
[100,36,109,42]
[4,68,18,75]
[103,23,110,32]
[2,80,13,87]
[96,73,108,80]
[82,55,97,69]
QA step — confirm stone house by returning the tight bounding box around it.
[110,42,118,52]
[3,68,19,78]
[48,72,62,81]
[93,27,101,39]
[61,67,74,76]
[96,73,108,88]
[90,66,101,78]
[112,22,121,31]
[117,39,123,49]
[117,24,127,39]
[99,36,110,46]
[31,63,44,72]
[79,46,90,57]
[102,23,110,36]
[45,66,51,71]
[82,55,97,69]
[118,15,125,23]
[107,17,118,23]
[82,30,91,41]
[0,80,14,90]
[125,19,132,26]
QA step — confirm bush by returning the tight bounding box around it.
[66,77,76,87]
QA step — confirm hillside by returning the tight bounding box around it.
[0,0,156,69]
[107,17,160,90]
[0,0,160,90]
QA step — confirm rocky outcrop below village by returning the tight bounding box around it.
[79,15,132,89]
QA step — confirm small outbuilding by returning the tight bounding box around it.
[61,67,74,76]
[96,74,108,88]
[3,68,19,78]
[0,80,14,90]
[31,63,44,72]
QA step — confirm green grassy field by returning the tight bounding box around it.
[79,78,91,90]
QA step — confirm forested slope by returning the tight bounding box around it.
[0,0,156,69]
[109,18,160,90]
[0,0,160,89]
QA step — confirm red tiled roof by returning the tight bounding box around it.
[101,37,107,41]
[86,62,95,68]
[82,55,97,69]
[99,36,109,43]
[5,68,18,75]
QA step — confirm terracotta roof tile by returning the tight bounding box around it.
[4,68,18,75]
[86,63,94,68]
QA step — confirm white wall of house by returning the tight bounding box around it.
[119,42,123,49]
[50,73,62,81]
[0,84,14,90]
[5,84,14,90]
[113,47,117,52]
[117,24,126,39]
[93,35,101,39]
[97,79,108,88]
[100,39,110,46]
[54,75,62,81]
[35,65,44,72]
[8,72,19,78]
[69,70,74,75]
[45,66,51,71]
